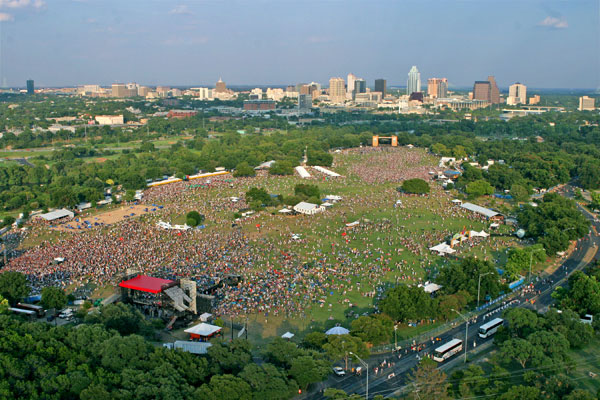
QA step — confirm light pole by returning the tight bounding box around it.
[452,309,468,364]
[349,352,368,400]
[477,272,493,308]
[528,248,545,284]
[394,324,398,351]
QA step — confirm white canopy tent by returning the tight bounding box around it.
[469,230,489,238]
[312,166,341,177]
[293,202,325,215]
[184,323,222,338]
[38,209,74,221]
[295,166,311,179]
[429,243,456,255]
[325,326,350,335]
[281,332,295,339]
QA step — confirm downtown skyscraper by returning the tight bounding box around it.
[407,66,421,95]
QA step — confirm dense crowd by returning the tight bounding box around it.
[5,149,514,319]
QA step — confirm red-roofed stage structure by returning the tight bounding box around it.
[119,275,175,293]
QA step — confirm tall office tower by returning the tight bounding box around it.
[298,93,312,111]
[473,76,500,104]
[487,76,500,104]
[353,79,366,99]
[374,79,387,97]
[473,81,491,102]
[329,77,346,104]
[347,73,357,98]
[427,78,448,98]
[438,78,448,98]
[215,78,227,93]
[111,83,127,97]
[507,83,527,105]
[26,79,34,94]
[407,66,421,95]
[138,86,150,97]
[579,96,595,111]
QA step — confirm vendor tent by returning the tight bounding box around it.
[293,202,325,215]
[429,243,456,255]
[469,230,489,238]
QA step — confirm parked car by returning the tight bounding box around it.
[333,367,346,376]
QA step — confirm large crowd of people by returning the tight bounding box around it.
[5,148,514,321]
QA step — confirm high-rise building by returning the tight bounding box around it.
[215,78,227,93]
[298,93,312,112]
[347,73,357,99]
[156,86,170,97]
[374,79,387,98]
[353,79,366,99]
[488,76,500,104]
[579,96,595,111]
[407,66,421,95]
[427,78,448,98]
[111,83,127,98]
[507,83,527,105]
[26,79,34,95]
[473,81,491,102]
[329,77,346,104]
[472,76,500,104]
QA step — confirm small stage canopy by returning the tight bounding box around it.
[119,275,175,293]
[185,323,222,340]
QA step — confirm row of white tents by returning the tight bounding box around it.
[429,230,490,256]
[156,221,191,231]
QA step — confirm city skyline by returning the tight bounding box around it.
[0,0,598,89]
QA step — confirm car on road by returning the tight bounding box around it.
[333,367,346,376]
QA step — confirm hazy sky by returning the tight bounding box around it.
[0,0,598,88]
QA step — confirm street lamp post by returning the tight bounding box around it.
[349,352,368,400]
[529,248,545,284]
[394,324,398,351]
[452,309,469,364]
[477,272,493,308]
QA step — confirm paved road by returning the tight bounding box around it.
[304,188,600,399]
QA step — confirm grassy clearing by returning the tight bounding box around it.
[0,150,54,158]
[568,337,600,393]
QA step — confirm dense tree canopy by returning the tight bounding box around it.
[518,193,590,253]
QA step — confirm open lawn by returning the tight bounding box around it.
[568,337,600,394]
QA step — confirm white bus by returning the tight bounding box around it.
[17,303,45,318]
[433,338,463,362]
[478,318,504,338]
[9,307,37,321]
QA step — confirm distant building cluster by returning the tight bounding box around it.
[16,67,598,118]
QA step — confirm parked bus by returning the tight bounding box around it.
[17,303,45,318]
[433,338,463,362]
[9,307,37,321]
[478,318,504,338]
